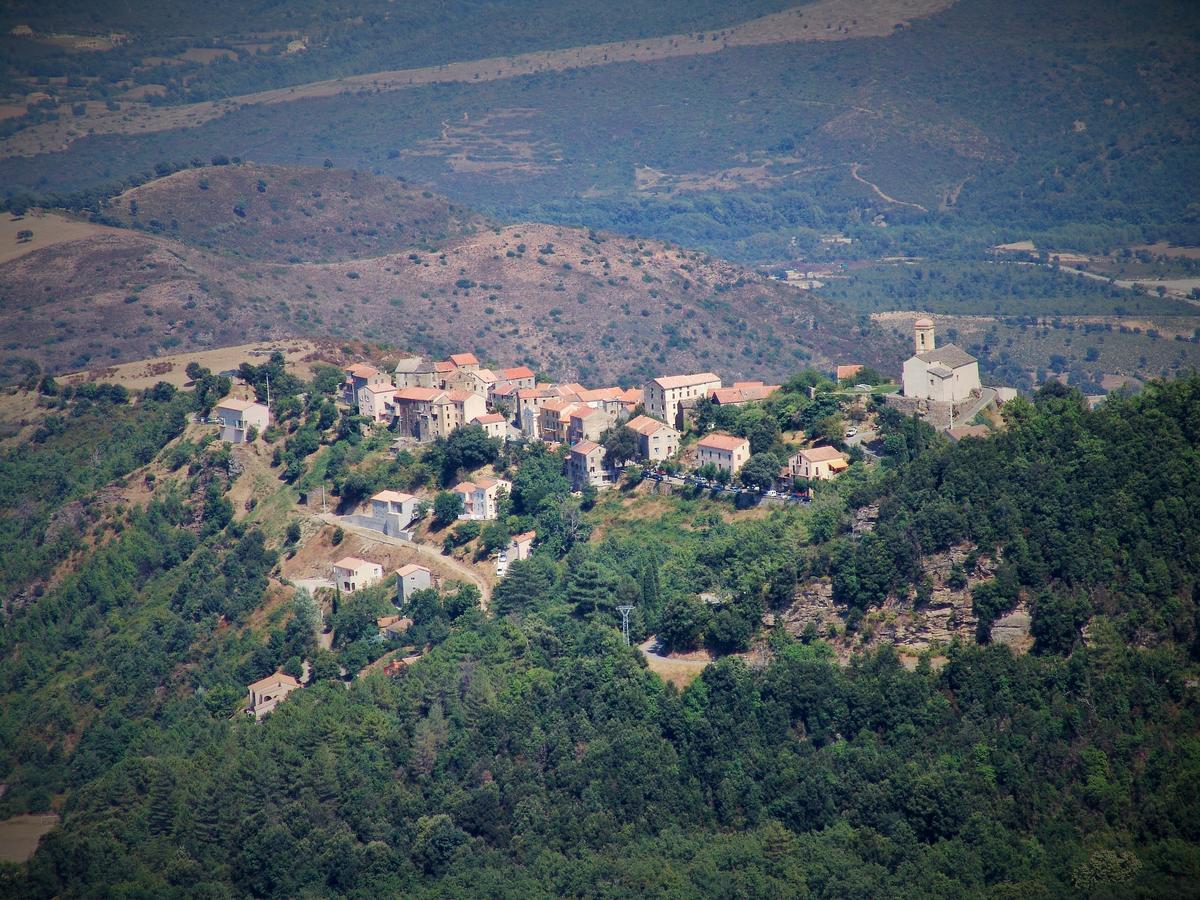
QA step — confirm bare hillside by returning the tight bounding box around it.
[104,165,485,263]
[0,167,904,383]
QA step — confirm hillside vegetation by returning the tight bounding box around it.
[107,165,485,262]
[2,0,1197,266]
[0,165,901,385]
[1,361,1198,896]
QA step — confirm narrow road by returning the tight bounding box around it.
[850,163,929,212]
[953,387,996,428]
[318,514,492,608]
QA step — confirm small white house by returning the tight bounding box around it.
[332,556,384,594]
[247,672,301,720]
[214,397,270,443]
[396,563,432,604]
[370,490,418,536]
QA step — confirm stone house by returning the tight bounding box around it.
[789,445,848,482]
[696,433,751,476]
[644,373,722,428]
[624,414,680,462]
[567,440,614,489]
[247,672,301,720]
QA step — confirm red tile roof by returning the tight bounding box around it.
[501,365,535,379]
[697,433,749,452]
[449,352,480,366]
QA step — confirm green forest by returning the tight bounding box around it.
[1,364,1198,896]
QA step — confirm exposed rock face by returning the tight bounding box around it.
[989,601,1033,651]
[783,543,1031,658]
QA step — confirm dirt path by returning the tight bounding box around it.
[850,163,929,212]
[320,514,493,609]
[1,0,955,160]
[637,637,712,688]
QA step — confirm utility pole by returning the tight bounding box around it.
[321,484,327,513]
[617,605,635,646]
[265,371,271,407]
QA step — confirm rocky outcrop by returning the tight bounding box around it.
[782,542,1031,658]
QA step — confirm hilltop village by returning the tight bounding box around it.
[198,317,1016,720]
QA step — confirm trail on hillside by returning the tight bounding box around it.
[0,0,956,160]
[850,162,930,212]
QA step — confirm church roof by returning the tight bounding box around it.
[916,344,976,369]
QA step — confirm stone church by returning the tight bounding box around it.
[902,318,980,403]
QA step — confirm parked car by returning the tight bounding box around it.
[847,427,859,437]
[766,489,778,497]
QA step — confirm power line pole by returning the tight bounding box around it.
[617,605,634,646]
[265,371,271,407]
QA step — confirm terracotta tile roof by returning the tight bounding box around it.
[217,397,262,411]
[492,384,516,397]
[449,352,480,366]
[571,407,609,421]
[248,672,301,692]
[501,365,535,379]
[917,344,976,368]
[371,490,414,503]
[474,476,501,489]
[361,382,395,395]
[472,368,499,384]
[711,384,779,404]
[444,390,478,403]
[333,556,378,570]
[619,387,644,404]
[434,361,455,373]
[452,480,477,494]
[510,530,536,544]
[517,387,550,400]
[471,413,506,424]
[397,563,430,577]
[626,414,673,435]
[915,317,934,328]
[801,445,844,463]
[395,386,441,401]
[651,373,721,390]
[577,386,623,402]
[346,364,379,378]
[697,433,749,452]
[556,382,587,395]
[570,439,602,455]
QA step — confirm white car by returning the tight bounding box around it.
[846,427,859,437]
[766,490,778,497]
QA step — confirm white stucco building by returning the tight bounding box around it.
[901,318,981,403]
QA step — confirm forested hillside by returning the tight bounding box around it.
[1,367,1198,896]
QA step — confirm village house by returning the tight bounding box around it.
[538,398,584,444]
[246,672,301,720]
[213,397,270,443]
[508,531,536,561]
[710,381,781,407]
[357,382,396,424]
[393,388,486,442]
[567,440,614,489]
[496,365,536,394]
[696,433,751,476]
[344,363,389,403]
[396,563,432,603]
[625,414,680,462]
[645,373,722,428]
[902,319,981,403]
[789,445,849,482]
[568,407,615,444]
[377,614,413,638]
[453,476,511,520]
[448,366,499,397]
[369,490,418,535]
[515,386,556,439]
[332,557,384,594]
[394,356,437,389]
[470,412,509,441]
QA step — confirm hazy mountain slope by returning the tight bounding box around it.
[0,165,902,383]
[107,166,486,262]
[2,0,1196,265]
